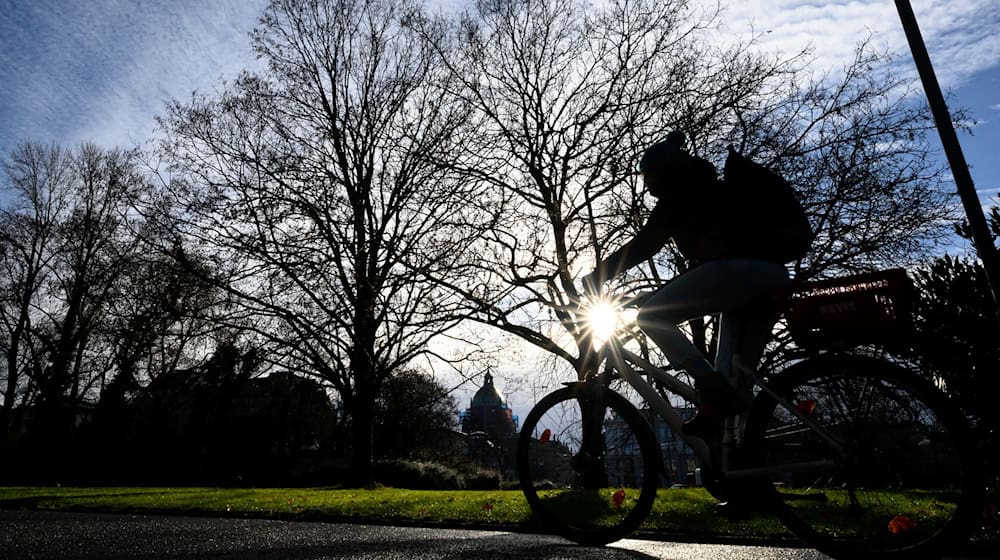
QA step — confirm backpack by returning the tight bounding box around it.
[723,145,813,263]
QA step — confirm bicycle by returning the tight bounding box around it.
[517,269,983,559]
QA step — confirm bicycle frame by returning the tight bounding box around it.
[598,333,844,480]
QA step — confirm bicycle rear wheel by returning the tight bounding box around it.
[517,383,661,545]
[743,354,981,559]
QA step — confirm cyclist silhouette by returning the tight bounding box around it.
[582,131,792,438]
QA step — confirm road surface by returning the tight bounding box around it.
[2,510,993,559]
[0,510,831,559]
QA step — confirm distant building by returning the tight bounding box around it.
[605,406,699,487]
[648,407,700,485]
[459,372,519,479]
[460,372,518,440]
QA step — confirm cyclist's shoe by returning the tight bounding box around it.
[714,484,780,520]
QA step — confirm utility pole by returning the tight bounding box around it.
[895,0,1000,319]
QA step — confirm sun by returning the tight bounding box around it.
[585,300,619,345]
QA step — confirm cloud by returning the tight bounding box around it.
[0,0,267,153]
[2,0,998,154]
[717,0,1000,88]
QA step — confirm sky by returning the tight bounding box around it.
[2,0,999,410]
[0,0,267,154]
[1,1,997,212]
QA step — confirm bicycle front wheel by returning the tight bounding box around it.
[517,383,661,545]
[743,354,982,559]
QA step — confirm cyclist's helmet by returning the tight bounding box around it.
[638,130,688,174]
[639,130,715,196]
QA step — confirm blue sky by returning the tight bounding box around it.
[1,0,996,197]
[0,0,266,154]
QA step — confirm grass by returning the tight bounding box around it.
[0,485,793,538]
[1,485,996,548]
[774,488,960,539]
[0,486,530,526]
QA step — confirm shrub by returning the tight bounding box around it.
[373,460,463,490]
[500,479,522,491]
[462,468,501,490]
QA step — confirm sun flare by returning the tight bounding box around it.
[586,300,619,345]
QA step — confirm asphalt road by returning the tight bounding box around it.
[0,510,833,560]
[3,510,998,559]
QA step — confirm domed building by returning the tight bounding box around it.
[460,372,518,441]
[460,372,519,479]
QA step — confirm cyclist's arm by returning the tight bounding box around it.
[586,203,672,288]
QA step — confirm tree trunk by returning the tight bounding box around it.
[348,275,379,488]
[42,288,83,408]
[348,397,376,488]
[3,294,33,453]
[0,405,10,454]
[1,335,20,451]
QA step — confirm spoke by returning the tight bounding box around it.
[858,376,876,424]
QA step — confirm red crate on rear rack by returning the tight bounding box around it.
[785,268,914,348]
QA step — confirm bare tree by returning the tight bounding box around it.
[96,241,222,400]
[157,0,488,485]
[419,0,800,380]
[424,1,954,383]
[36,144,152,408]
[0,142,72,448]
[0,142,156,458]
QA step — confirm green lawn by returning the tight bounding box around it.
[1,485,996,547]
[0,486,793,538]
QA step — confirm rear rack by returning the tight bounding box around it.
[785,268,914,348]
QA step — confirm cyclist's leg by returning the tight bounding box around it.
[715,298,784,399]
[635,290,715,380]
[638,259,789,409]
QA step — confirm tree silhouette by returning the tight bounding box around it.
[0,142,155,462]
[907,202,1000,445]
[420,1,953,381]
[910,255,999,432]
[0,142,70,450]
[157,0,486,486]
[374,369,458,461]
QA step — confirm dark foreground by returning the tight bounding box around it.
[1,509,833,560]
[2,510,996,560]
